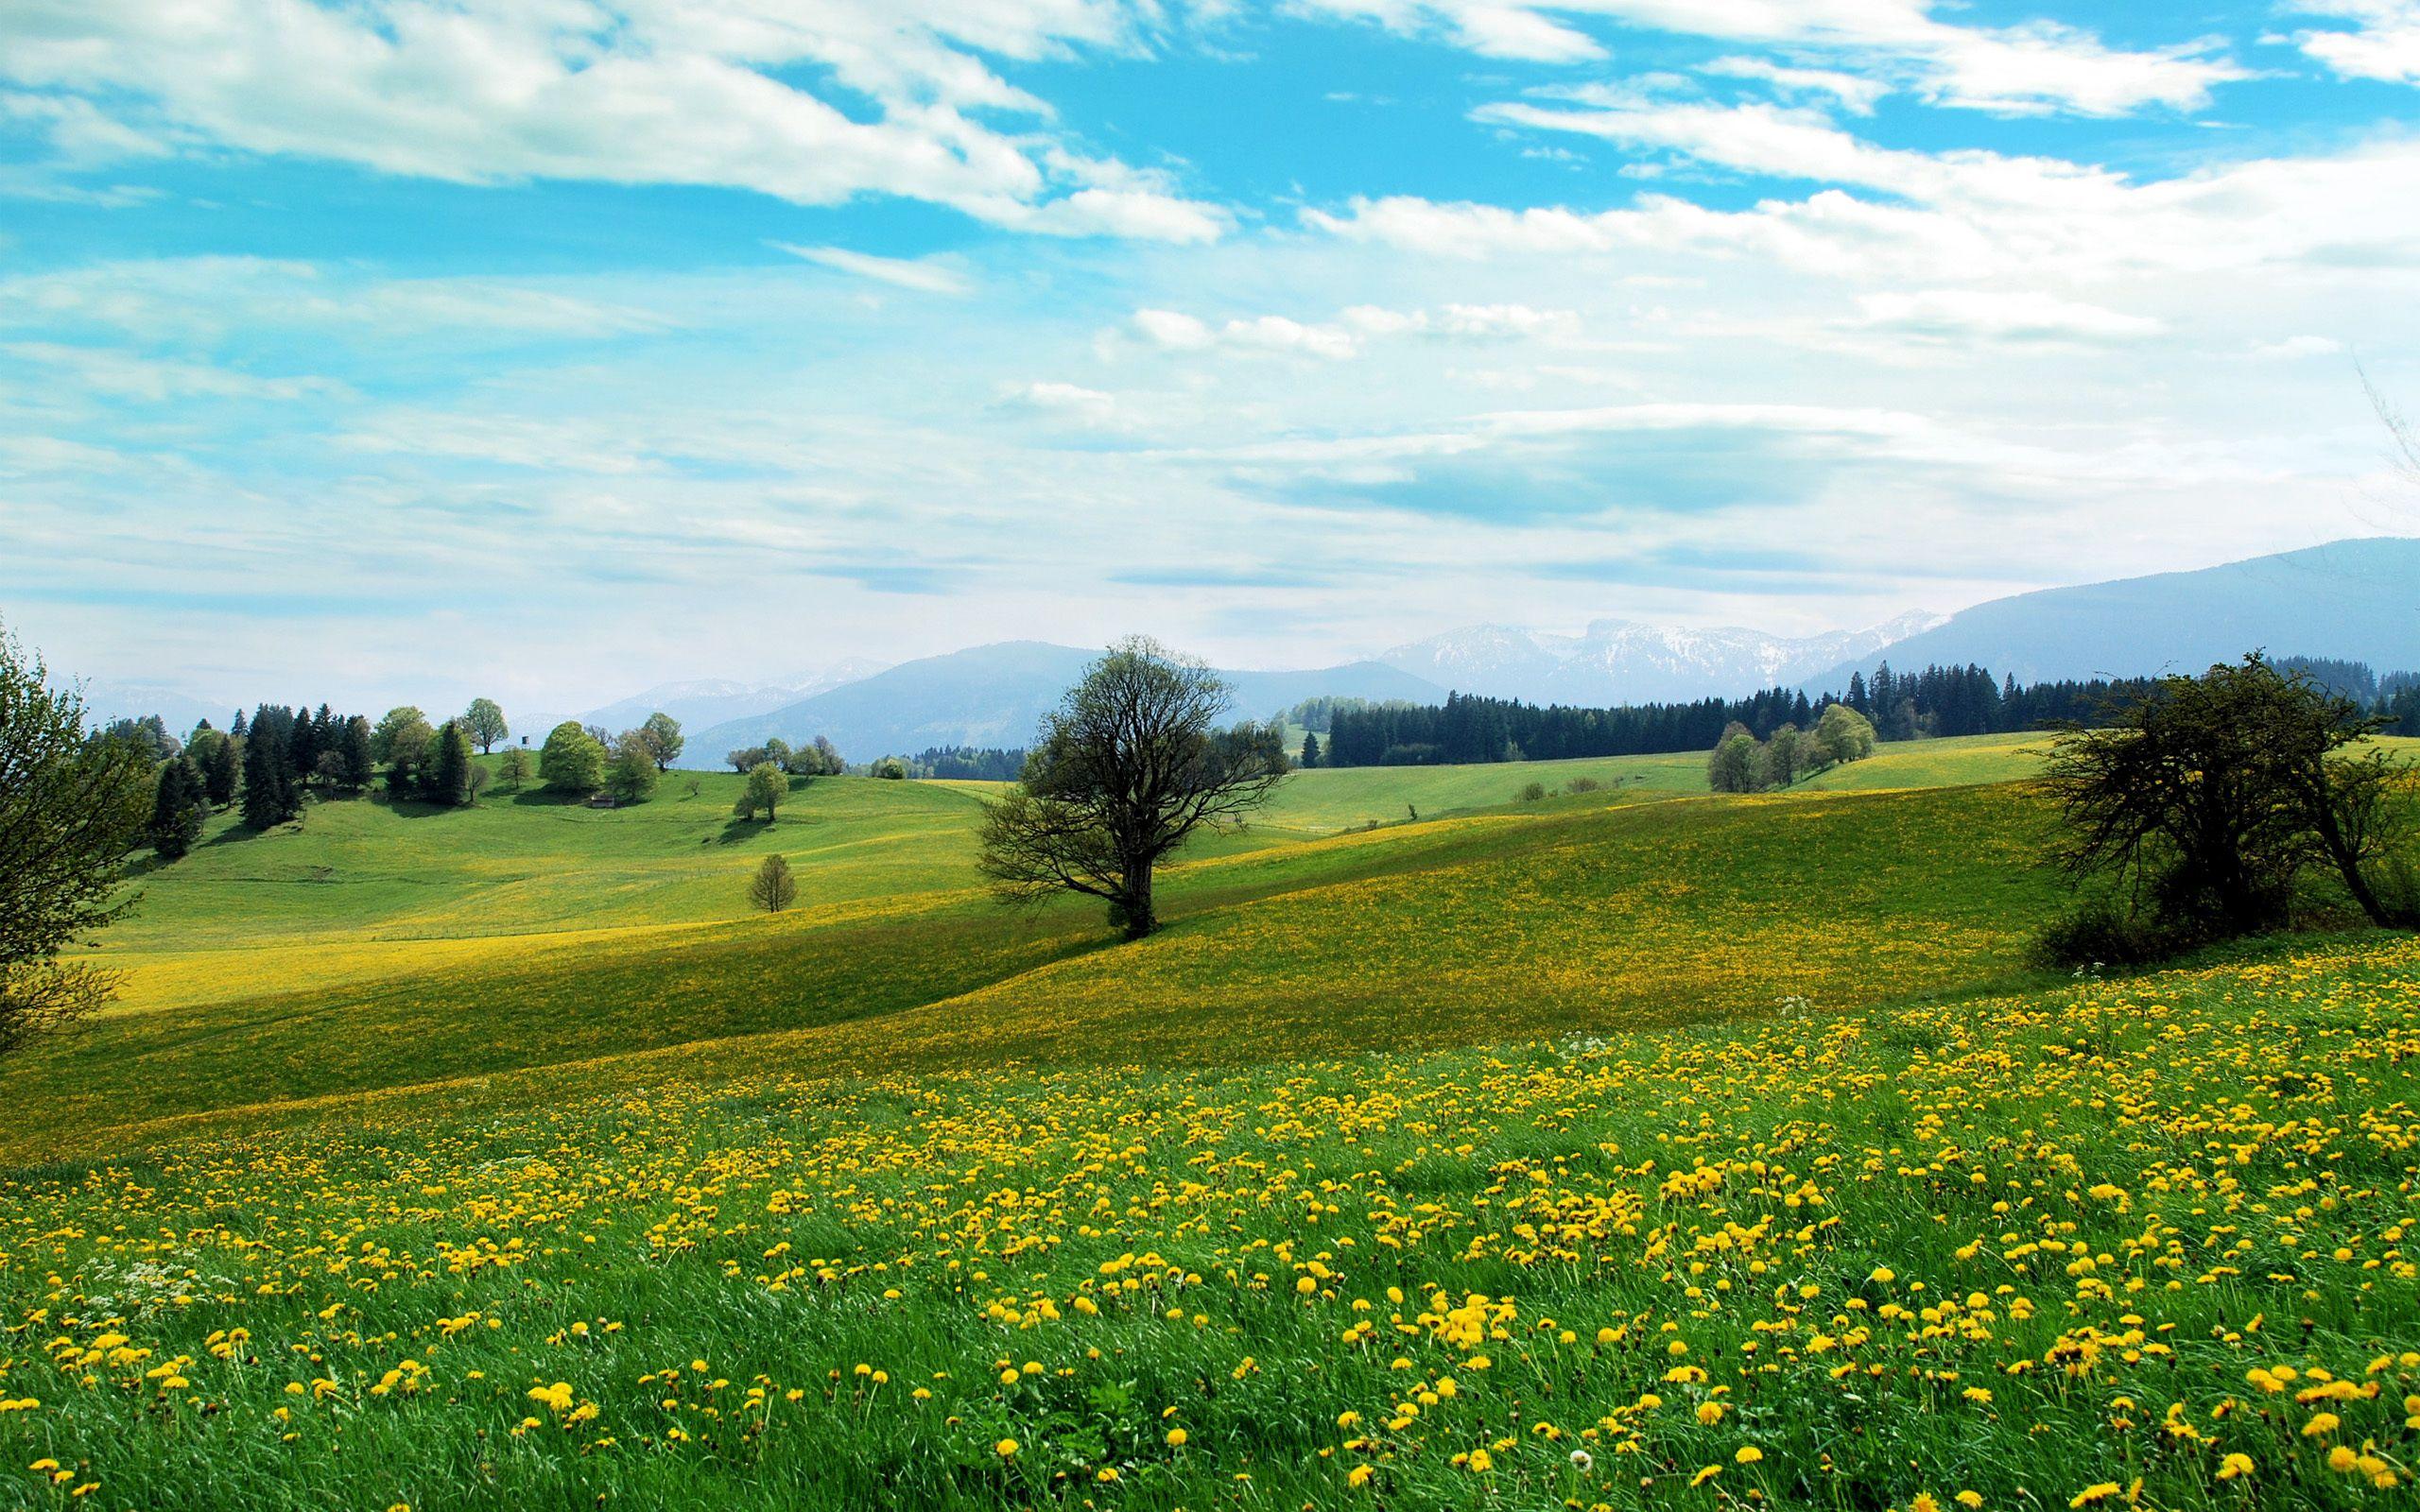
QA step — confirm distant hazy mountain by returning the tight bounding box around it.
[575,659,889,735]
[75,679,236,738]
[683,642,1445,766]
[1806,538,2420,691]
[1383,611,1943,705]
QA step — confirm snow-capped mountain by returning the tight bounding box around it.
[1382,610,1943,705]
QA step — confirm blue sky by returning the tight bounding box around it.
[3,0,2418,717]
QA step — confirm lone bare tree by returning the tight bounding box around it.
[747,852,797,914]
[977,638,1288,940]
[0,623,152,1055]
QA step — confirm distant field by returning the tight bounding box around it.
[2,737,2061,1162]
[12,730,2407,1164]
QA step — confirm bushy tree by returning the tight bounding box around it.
[463,697,510,753]
[148,758,209,859]
[809,736,846,776]
[540,721,608,796]
[747,852,797,914]
[2042,654,2415,958]
[1707,724,1762,794]
[638,712,683,771]
[726,747,768,774]
[1814,702,1877,765]
[373,707,435,793]
[1764,723,1805,786]
[498,747,533,792]
[977,638,1288,941]
[871,756,908,780]
[735,762,786,822]
[606,732,660,804]
[1,624,152,1054]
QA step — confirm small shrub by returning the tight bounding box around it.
[1518,782,1547,802]
[1564,776,1600,795]
[2030,893,2198,971]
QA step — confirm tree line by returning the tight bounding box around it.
[1310,658,2419,768]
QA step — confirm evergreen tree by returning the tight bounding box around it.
[191,727,240,809]
[338,715,375,793]
[240,716,297,829]
[424,720,474,808]
[1300,731,1321,768]
[147,758,209,859]
[287,703,320,787]
[230,708,249,739]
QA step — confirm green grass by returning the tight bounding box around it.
[0,932,2412,1510]
[2,739,2065,1163]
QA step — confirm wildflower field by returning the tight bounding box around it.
[6,739,2418,1508]
[3,934,2417,1509]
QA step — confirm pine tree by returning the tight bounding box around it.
[339,716,375,793]
[147,759,209,859]
[1300,731,1321,768]
[240,717,296,829]
[424,720,474,808]
[287,703,320,787]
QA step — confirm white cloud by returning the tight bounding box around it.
[1289,0,2246,116]
[772,244,972,296]
[1308,129,2420,287]
[1851,289,2162,344]
[1130,301,1579,359]
[0,257,668,342]
[994,380,1119,423]
[2293,1,2420,82]
[1702,57,1890,114]
[0,0,1224,240]
[1,341,351,402]
[2250,335,2349,360]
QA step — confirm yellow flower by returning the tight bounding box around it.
[1736,1446,1763,1464]
[2303,1411,2341,1437]
[1690,1465,1721,1487]
[1468,1450,1493,1472]
[1166,1428,1187,1448]
[2068,1484,2120,1508]
[2216,1453,2254,1481]
[1697,1401,1725,1425]
[1347,1466,1374,1488]
[994,1438,1018,1458]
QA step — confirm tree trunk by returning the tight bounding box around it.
[1119,862,1156,940]
[2308,784,2394,927]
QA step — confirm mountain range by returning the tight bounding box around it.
[679,643,1444,768]
[570,660,890,737]
[63,538,2420,761]
[1378,611,1944,706]
[1802,537,2420,691]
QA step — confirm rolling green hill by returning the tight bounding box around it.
[3,736,2069,1162]
[13,731,2407,1164]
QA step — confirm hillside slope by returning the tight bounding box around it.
[7,741,2068,1162]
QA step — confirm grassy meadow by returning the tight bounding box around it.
[2,734,2416,1508]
